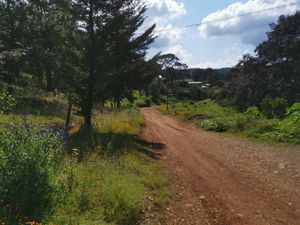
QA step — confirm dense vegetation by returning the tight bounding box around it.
[155,13,300,144]
[0,0,159,127]
[0,1,172,223]
[0,91,169,224]
[221,13,300,110]
[159,100,300,144]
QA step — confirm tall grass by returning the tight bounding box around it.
[48,108,170,225]
[0,122,63,224]
[0,90,169,225]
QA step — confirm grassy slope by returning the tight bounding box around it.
[159,99,300,144]
[49,109,170,225]
[1,92,169,225]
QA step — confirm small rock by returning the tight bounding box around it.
[185,204,193,207]
[147,196,154,201]
[278,163,286,170]
[276,218,286,223]
[200,195,206,200]
[274,170,279,174]
[237,213,244,219]
[287,202,293,206]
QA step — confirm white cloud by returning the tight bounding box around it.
[199,0,299,45]
[142,0,187,49]
[144,0,187,21]
[192,46,252,69]
[163,44,192,63]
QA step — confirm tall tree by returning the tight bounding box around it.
[157,53,187,93]
[73,0,155,126]
[220,12,300,109]
[0,0,28,88]
[256,12,300,102]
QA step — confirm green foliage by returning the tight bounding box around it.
[0,92,16,114]
[0,122,62,224]
[134,96,152,108]
[160,100,300,144]
[244,106,261,119]
[220,13,300,109]
[285,103,300,124]
[261,97,288,118]
[49,109,169,225]
[197,119,233,132]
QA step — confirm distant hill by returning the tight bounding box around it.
[215,68,232,75]
[185,68,232,76]
[183,67,232,81]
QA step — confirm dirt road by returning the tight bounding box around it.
[140,108,300,225]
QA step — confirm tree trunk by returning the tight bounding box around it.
[45,66,54,92]
[84,0,96,127]
[65,102,72,135]
[117,100,121,109]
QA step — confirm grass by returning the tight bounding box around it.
[0,89,170,225]
[48,108,170,225]
[50,151,169,225]
[159,99,300,144]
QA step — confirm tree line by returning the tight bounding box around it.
[184,12,300,116]
[0,0,161,126]
[220,12,300,112]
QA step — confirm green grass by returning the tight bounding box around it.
[0,89,170,225]
[159,99,300,144]
[50,151,169,225]
[48,108,170,225]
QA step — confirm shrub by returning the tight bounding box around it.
[197,118,233,132]
[285,102,300,124]
[277,103,300,143]
[134,96,152,108]
[0,92,16,114]
[0,122,62,224]
[244,106,261,119]
[261,97,288,118]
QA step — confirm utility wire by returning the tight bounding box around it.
[145,1,300,35]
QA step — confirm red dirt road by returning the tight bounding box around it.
[140,108,300,225]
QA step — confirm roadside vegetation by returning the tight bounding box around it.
[0,91,169,225]
[152,13,300,145]
[159,99,300,144]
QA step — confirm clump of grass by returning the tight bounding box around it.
[95,108,144,135]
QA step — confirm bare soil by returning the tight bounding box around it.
[140,108,300,225]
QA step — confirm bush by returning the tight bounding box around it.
[0,92,16,114]
[134,96,152,108]
[244,106,261,119]
[285,102,300,124]
[277,103,300,143]
[197,118,234,132]
[261,97,288,118]
[0,122,62,224]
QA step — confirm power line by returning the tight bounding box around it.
[146,1,300,35]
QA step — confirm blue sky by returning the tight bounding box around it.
[144,0,300,68]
